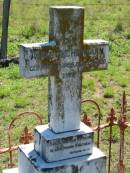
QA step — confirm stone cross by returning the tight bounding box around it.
[20,6,108,133]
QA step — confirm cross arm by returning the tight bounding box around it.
[19,41,58,78]
[81,39,109,72]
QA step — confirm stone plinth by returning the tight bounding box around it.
[18,143,106,173]
[34,123,93,162]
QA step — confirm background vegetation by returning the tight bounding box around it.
[0,0,130,172]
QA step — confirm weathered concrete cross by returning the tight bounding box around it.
[20,6,108,133]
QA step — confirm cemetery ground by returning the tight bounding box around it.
[0,0,130,172]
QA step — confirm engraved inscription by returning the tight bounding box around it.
[49,134,92,154]
[23,46,107,73]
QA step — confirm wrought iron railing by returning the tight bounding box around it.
[0,111,43,168]
[82,91,130,173]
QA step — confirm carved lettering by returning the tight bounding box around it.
[49,136,92,153]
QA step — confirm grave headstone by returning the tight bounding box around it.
[3,6,109,173]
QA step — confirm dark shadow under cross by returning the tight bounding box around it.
[20,6,109,133]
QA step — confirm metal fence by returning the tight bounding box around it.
[0,112,43,168]
[82,91,130,173]
[0,91,130,173]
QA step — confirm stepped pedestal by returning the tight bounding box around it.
[3,123,106,173]
[18,123,106,173]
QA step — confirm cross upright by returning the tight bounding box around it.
[20,6,109,133]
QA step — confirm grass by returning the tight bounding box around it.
[82,79,96,92]
[14,97,29,108]
[104,87,115,98]
[114,22,124,33]
[127,29,130,39]
[0,86,11,98]
[0,0,130,172]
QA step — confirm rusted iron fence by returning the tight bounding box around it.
[0,111,43,168]
[82,91,130,173]
[0,92,130,172]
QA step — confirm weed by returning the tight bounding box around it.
[0,86,11,98]
[21,25,38,39]
[117,78,129,88]
[14,97,28,108]
[101,81,108,88]
[114,22,123,32]
[82,79,95,92]
[126,30,130,39]
[124,62,130,72]
[104,87,115,98]
[7,64,21,79]
[108,32,116,41]
[112,127,120,143]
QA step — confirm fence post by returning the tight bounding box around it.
[0,0,11,65]
[118,92,127,173]
[107,108,117,173]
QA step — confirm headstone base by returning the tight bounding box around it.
[34,123,93,162]
[17,143,106,173]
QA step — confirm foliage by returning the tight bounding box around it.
[104,87,115,98]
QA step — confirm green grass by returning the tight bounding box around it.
[114,22,124,33]
[82,79,96,92]
[104,87,115,98]
[0,0,130,172]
